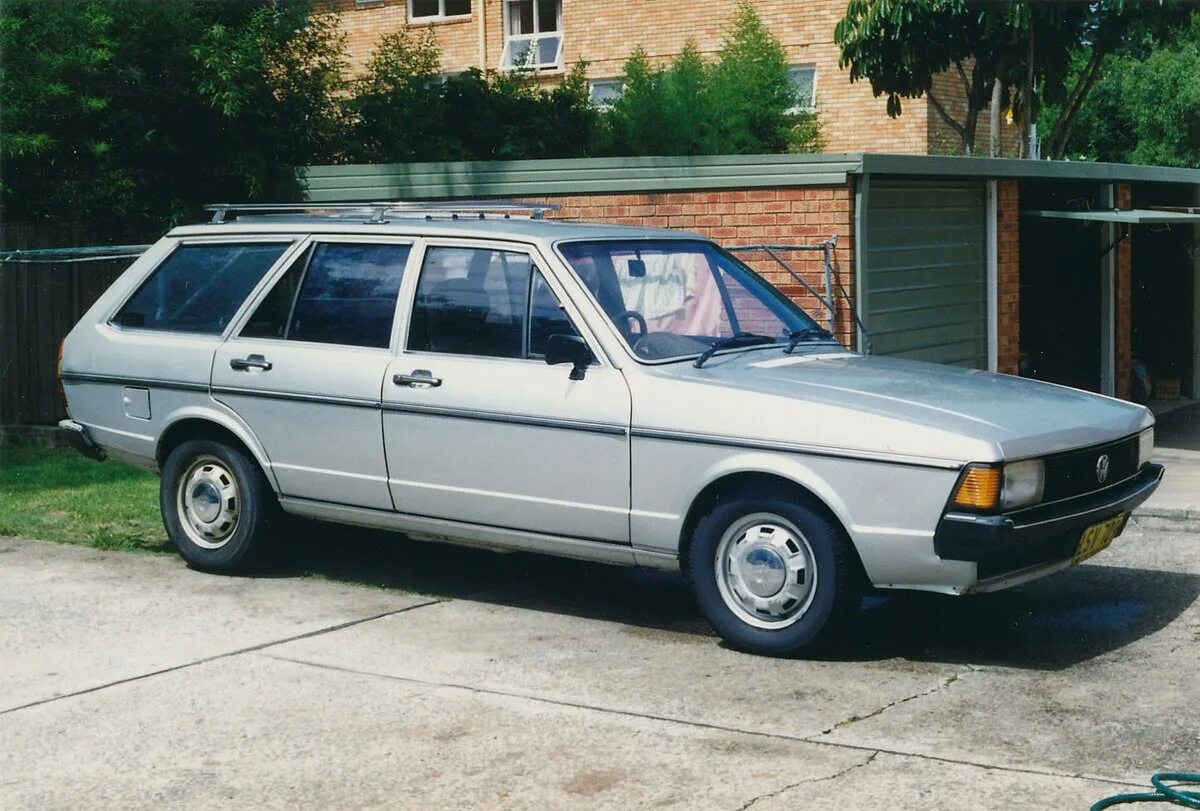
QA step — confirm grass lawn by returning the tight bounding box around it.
[0,445,169,554]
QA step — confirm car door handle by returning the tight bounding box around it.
[393,370,442,388]
[230,354,272,372]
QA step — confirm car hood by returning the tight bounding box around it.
[637,348,1152,462]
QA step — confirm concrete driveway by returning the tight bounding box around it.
[2,520,1198,810]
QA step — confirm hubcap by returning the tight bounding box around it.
[177,456,240,550]
[715,514,817,629]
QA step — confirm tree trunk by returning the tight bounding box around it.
[989,78,1003,157]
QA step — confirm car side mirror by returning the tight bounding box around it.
[545,334,592,380]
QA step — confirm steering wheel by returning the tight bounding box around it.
[612,309,648,340]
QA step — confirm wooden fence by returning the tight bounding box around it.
[1,224,139,426]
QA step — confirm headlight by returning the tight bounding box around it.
[1001,459,1045,510]
[1138,428,1154,468]
[951,459,1044,511]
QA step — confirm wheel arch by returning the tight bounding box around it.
[156,408,277,492]
[676,465,859,579]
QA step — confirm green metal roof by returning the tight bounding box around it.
[298,152,1200,203]
[300,154,860,201]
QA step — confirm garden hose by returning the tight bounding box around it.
[1091,772,1200,810]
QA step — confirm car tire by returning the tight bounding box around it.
[688,491,861,657]
[160,438,276,572]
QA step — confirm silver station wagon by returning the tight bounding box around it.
[59,201,1164,656]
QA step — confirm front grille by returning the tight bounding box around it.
[1041,435,1140,503]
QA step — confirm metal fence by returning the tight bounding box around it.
[0,231,147,426]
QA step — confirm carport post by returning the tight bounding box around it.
[1100,184,1117,397]
[1194,184,1200,397]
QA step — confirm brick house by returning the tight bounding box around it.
[322,0,1016,156]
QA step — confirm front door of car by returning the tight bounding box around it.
[213,237,415,511]
[382,241,632,543]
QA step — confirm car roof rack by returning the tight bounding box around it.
[204,200,561,225]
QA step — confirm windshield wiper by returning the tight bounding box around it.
[785,327,836,354]
[693,332,776,368]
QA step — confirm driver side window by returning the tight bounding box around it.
[407,245,582,360]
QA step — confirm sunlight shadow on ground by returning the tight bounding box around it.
[254,516,1199,671]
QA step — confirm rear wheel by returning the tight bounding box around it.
[689,492,861,656]
[161,438,274,572]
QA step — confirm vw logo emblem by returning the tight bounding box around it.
[1096,454,1110,484]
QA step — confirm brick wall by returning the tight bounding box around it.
[515,185,858,345]
[996,180,1020,375]
[317,0,1007,156]
[1115,183,1132,400]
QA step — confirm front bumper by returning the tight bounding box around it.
[934,463,1164,580]
[58,419,106,462]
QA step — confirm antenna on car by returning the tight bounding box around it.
[204,200,561,224]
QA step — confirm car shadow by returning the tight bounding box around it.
[261,517,1199,671]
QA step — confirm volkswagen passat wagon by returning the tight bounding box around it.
[59,202,1163,656]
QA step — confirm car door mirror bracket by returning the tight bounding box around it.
[545,334,591,381]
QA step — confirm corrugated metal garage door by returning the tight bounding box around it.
[862,179,988,368]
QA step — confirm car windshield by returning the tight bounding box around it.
[557,239,830,362]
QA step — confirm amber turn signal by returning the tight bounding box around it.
[951,464,1002,510]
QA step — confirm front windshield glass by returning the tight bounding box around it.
[557,239,831,362]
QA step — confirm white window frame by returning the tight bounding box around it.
[588,79,623,110]
[500,0,563,71]
[407,0,472,22]
[786,64,818,114]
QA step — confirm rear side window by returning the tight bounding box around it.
[113,243,289,333]
[242,242,411,348]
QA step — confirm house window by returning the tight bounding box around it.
[588,79,623,109]
[409,0,471,21]
[500,0,562,70]
[787,65,817,112]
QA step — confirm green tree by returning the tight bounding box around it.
[607,4,817,157]
[705,1,796,154]
[835,0,1185,158]
[1041,13,1200,167]
[193,2,348,194]
[0,0,346,239]
[608,47,671,155]
[347,26,444,162]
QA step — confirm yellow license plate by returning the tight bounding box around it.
[1072,514,1127,564]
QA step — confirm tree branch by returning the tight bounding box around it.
[955,60,971,98]
[1047,46,1107,159]
[926,89,969,153]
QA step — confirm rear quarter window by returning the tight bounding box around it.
[112,242,290,334]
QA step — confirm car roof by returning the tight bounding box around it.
[166,216,705,247]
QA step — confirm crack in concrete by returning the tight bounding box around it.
[733,751,879,811]
[0,598,445,716]
[265,653,1145,792]
[810,664,980,738]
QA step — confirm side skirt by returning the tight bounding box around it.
[277,497,680,573]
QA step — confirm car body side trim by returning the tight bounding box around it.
[60,372,209,393]
[382,401,629,436]
[211,385,380,410]
[630,427,964,470]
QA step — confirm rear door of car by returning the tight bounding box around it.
[381,239,633,543]
[213,235,416,511]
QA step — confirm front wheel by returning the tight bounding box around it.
[688,493,861,656]
[161,438,275,572]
